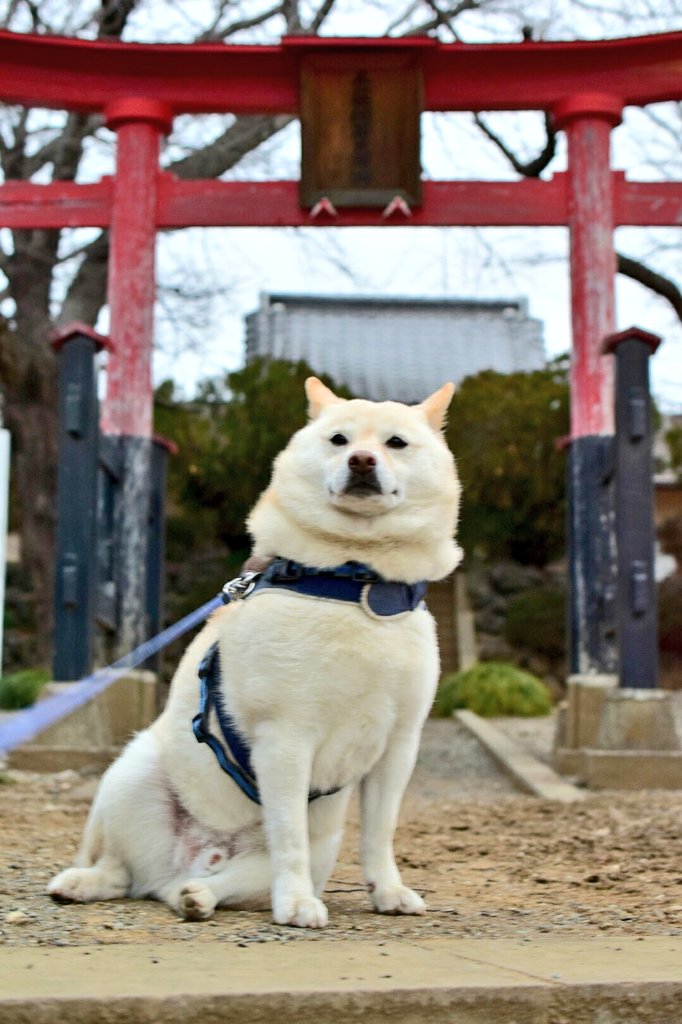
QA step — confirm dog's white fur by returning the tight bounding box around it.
[48,378,461,928]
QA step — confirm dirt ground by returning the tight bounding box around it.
[1,715,681,949]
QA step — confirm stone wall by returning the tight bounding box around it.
[466,560,567,697]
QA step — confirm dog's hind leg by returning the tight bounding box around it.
[48,731,178,906]
[48,798,131,903]
[160,809,349,922]
[158,850,272,921]
[47,855,131,904]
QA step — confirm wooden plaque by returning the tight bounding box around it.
[300,53,422,209]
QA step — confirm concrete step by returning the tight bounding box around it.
[1,936,680,1024]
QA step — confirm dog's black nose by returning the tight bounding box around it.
[348,451,377,476]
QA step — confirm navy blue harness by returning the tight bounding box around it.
[192,559,427,804]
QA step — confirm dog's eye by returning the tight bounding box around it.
[330,433,348,447]
[386,436,408,450]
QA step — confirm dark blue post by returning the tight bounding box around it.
[603,326,661,689]
[566,436,618,675]
[52,323,109,681]
[144,436,175,670]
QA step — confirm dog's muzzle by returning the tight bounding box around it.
[343,450,383,496]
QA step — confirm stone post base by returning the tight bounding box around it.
[554,676,682,789]
[8,670,157,772]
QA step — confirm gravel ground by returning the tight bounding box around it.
[1,710,681,949]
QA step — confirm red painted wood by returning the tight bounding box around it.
[603,326,662,355]
[0,176,680,229]
[50,321,112,352]
[614,178,682,227]
[1,177,675,231]
[157,176,570,227]
[0,179,112,227]
[561,111,617,438]
[100,116,165,438]
[0,31,679,115]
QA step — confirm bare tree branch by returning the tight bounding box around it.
[402,0,484,38]
[617,252,682,324]
[196,2,283,42]
[307,0,336,35]
[474,111,556,177]
[168,114,292,179]
[98,0,140,39]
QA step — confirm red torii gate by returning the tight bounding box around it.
[0,30,680,668]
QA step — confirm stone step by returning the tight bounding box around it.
[1,937,680,1024]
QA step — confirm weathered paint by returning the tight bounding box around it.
[115,436,154,655]
[101,104,171,438]
[556,98,620,675]
[555,99,621,438]
[566,436,618,675]
[100,103,172,656]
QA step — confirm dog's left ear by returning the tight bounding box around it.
[305,376,345,419]
[418,382,455,432]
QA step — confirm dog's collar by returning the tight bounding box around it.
[251,558,427,617]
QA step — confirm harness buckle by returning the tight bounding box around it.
[272,559,303,582]
[352,565,380,582]
[221,570,260,604]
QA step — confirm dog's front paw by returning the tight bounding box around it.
[178,881,218,921]
[369,883,427,916]
[273,894,328,929]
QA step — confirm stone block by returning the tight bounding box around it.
[8,670,157,773]
[553,746,586,777]
[596,688,680,751]
[562,673,617,749]
[584,750,682,790]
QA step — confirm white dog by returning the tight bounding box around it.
[48,377,461,928]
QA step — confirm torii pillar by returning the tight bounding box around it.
[101,98,173,656]
[554,94,623,675]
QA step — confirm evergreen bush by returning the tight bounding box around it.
[433,661,552,718]
[0,668,50,710]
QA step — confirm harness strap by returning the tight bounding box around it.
[192,645,261,804]
[193,642,340,805]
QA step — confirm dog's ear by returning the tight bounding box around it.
[418,382,455,431]
[305,377,345,419]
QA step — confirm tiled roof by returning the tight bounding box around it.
[246,293,545,403]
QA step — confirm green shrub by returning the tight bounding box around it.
[0,668,50,710]
[505,587,566,660]
[433,661,552,718]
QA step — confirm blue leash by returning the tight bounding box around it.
[0,585,234,759]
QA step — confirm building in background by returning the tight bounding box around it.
[245,293,546,403]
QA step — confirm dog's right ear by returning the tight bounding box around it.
[305,377,345,419]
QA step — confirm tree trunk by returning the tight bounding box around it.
[1,229,61,662]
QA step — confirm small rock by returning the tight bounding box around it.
[5,910,29,925]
